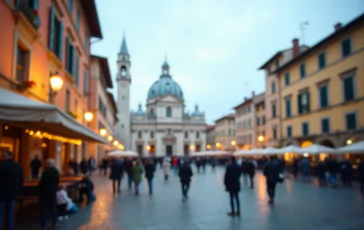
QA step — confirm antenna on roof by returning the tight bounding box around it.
[300,21,309,45]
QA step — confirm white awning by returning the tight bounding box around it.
[0,88,108,144]
[336,141,364,154]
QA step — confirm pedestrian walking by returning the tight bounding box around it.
[0,150,23,230]
[224,156,242,217]
[316,160,326,186]
[178,158,193,201]
[124,158,134,190]
[38,159,60,230]
[246,158,255,189]
[300,157,311,183]
[358,159,364,195]
[79,158,89,175]
[162,158,171,181]
[144,159,156,195]
[132,159,144,195]
[109,158,124,193]
[30,155,42,179]
[326,156,339,188]
[263,156,280,204]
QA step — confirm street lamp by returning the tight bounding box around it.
[49,72,63,95]
[107,136,113,141]
[206,144,211,150]
[231,141,236,146]
[146,145,151,151]
[113,140,119,146]
[84,112,93,122]
[190,145,195,150]
[258,135,264,142]
[216,142,221,148]
[99,128,107,136]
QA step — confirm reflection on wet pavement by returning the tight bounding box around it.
[15,166,364,230]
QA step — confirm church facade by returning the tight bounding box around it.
[115,37,206,156]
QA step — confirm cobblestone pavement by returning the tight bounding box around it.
[15,166,364,230]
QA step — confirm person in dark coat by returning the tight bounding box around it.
[224,156,242,217]
[68,158,78,176]
[358,160,364,195]
[277,156,286,177]
[241,159,249,186]
[263,156,280,204]
[144,159,156,195]
[246,158,255,189]
[101,158,108,176]
[316,160,326,186]
[124,158,134,190]
[88,157,96,175]
[340,159,353,186]
[79,158,89,175]
[326,156,339,188]
[79,175,95,202]
[178,158,193,201]
[30,155,42,179]
[109,158,124,193]
[0,150,23,230]
[292,158,299,179]
[38,158,59,230]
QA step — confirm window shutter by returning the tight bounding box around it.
[58,22,64,60]
[75,55,79,86]
[298,94,302,114]
[83,71,87,94]
[65,38,70,70]
[48,6,55,50]
[306,92,310,112]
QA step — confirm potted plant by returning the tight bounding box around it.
[18,80,36,90]
[67,111,77,119]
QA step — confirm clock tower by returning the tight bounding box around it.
[116,35,131,150]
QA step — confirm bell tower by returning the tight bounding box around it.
[116,35,131,150]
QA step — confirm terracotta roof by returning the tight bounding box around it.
[215,113,235,123]
[91,55,112,88]
[80,0,102,38]
[273,13,364,74]
[206,125,215,131]
[233,98,252,110]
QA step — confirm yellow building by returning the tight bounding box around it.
[275,14,364,148]
[214,114,235,151]
[255,96,266,148]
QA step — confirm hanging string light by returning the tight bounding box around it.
[25,129,82,145]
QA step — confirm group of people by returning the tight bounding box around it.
[1,151,96,230]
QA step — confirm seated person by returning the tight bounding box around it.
[56,184,78,220]
[79,175,96,202]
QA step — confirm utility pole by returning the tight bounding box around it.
[300,21,309,44]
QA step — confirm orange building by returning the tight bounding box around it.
[0,0,115,177]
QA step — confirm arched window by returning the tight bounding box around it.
[184,131,188,138]
[150,108,154,115]
[138,131,142,139]
[150,131,154,139]
[166,106,172,117]
[196,131,200,138]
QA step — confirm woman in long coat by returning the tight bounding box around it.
[132,159,143,195]
[162,158,171,181]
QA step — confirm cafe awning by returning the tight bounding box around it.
[0,88,108,144]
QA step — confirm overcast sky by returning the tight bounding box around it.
[91,0,363,124]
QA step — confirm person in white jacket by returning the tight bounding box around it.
[56,184,78,220]
[162,158,171,181]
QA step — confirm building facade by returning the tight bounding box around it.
[275,14,364,148]
[214,114,235,151]
[89,56,118,162]
[115,39,206,156]
[254,93,266,148]
[0,0,109,177]
[259,42,309,147]
[206,125,215,150]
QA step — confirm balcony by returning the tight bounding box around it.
[15,1,41,29]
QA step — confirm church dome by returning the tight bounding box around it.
[191,105,204,117]
[134,104,145,116]
[147,61,184,100]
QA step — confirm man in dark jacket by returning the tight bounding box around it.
[30,155,42,179]
[68,158,78,176]
[109,158,124,193]
[263,156,280,204]
[224,156,242,217]
[145,159,156,195]
[358,159,364,195]
[124,158,133,190]
[326,156,339,188]
[246,158,255,189]
[38,158,59,229]
[178,158,193,201]
[79,158,89,175]
[0,150,23,230]
[79,175,95,202]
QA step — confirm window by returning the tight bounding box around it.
[83,71,87,94]
[271,82,276,93]
[65,89,70,111]
[275,60,279,69]
[298,91,310,114]
[65,37,74,74]
[138,131,142,139]
[267,66,271,75]
[302,122,309,136]
[228,129,231,136]
[76,9,81,30]
[184,131,188,138]
[318,52,326,69]
[342,74,355,102]
[166,106,172,117]
[287,126,292,138]
[196,131,200,138]
[150,108,154,115]
[150,131,154,139]
[98,97,107,117]
[68,0,73,12]
[346,113,357,130]
[49,6,64,60]
[84,30,89,51]
[285,97,291,118]
[319,84,329,108]
[341,38,352,57]
[262,116,266,125]
[74,99,78,114]
[272,103,277,118]
[74,52,79,86]
[256,117,260,126]
[285,72,290,86]
[321,118,330,133]
[273,127,277,140]
[300,64,306,78]
[16,45,28,82]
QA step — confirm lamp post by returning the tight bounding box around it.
[49,72,63,103]
[258,135,264,147]
[231,140,236,151]
[84,112,93,123]
[99,128,107,137]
